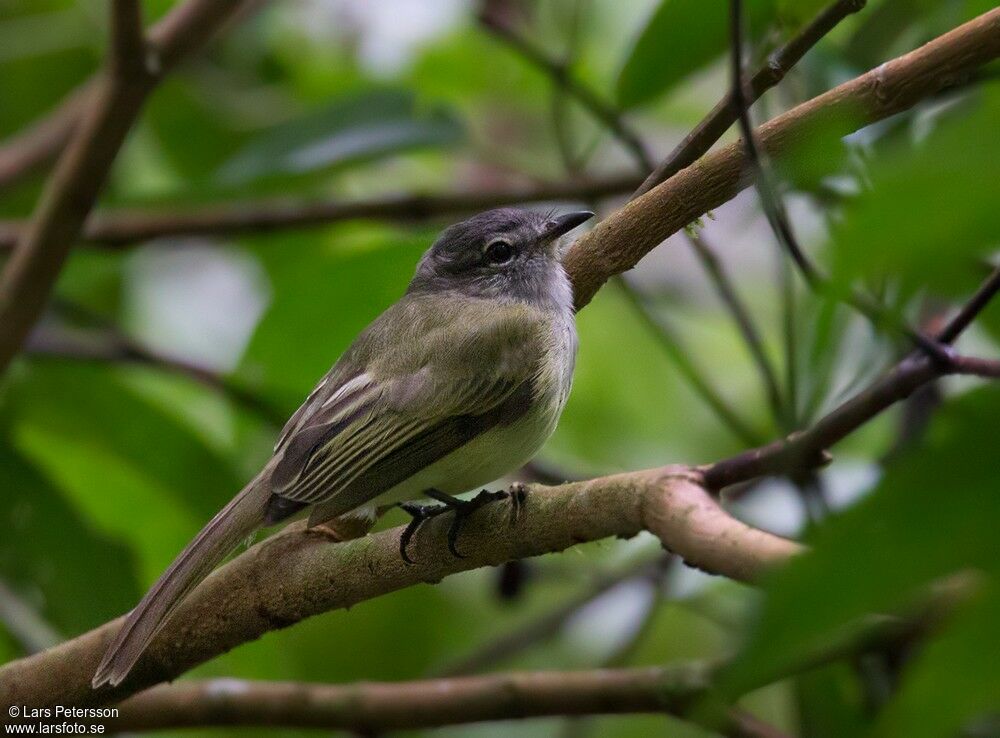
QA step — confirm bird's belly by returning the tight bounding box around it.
[373,395,563,507]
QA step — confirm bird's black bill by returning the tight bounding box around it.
[543,210,594,240]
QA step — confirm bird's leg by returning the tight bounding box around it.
[398,501,450,564]
[424,488,509,558]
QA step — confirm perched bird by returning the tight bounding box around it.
[92,207,592,688]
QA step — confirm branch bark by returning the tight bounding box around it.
[564,7,1000,310]
[0,468,802,708]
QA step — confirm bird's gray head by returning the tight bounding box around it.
[408,208,593,305]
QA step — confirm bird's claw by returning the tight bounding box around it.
[399,489,508,563]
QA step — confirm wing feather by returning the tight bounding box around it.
[268,294,547,512]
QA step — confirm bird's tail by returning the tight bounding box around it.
[92,475,270,688]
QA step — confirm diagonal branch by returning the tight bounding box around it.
[109,0,147,75]
[25,315,287,427]
[564,8,1000,310]
[0,2,263,191]
[634,0,866,197]
[0,1,260,378]
[704,267,1000,488]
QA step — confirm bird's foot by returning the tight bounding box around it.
[398,501,450,564]
[425,488,509,559]
[399,489,512,563]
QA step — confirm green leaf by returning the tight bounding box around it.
[616,0,774,109]
[9,363,244,521]
[830,91,1000,298]
[775,0,830,26]
[0,439,139,634]
[238,224,432,405]
[794,663,869,738]
[873,584,1000,738]
[215,89,464,187]
[6,363,251,584]
[718,384,1000,698]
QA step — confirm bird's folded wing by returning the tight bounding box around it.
[269,302,542,509]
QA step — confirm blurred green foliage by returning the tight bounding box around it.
[0,1,998,736]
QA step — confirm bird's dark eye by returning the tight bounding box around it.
[485,239,515,264]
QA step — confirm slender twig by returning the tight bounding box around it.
[0,174,641,251]
[686,231,785,426]
[514,1,767,447]
[432,554,665,677]
[0,1,257,378]
[728,0,953,368]
[479,9,653,171]
[704,267,1000,488]
[779,249,800,426]
[950,355,1000,378]
[936,265,1000,342]
[634,0,867,198]
[617,276,764,446]
[109,0,147,76]
[566,11,1000,309]
[25,318,287,427]
[0,579,62,655]
[729,0,820,287]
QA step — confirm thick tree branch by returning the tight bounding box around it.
[564,8,1000,310]
[634,0,867,197]
[0,468,802,707]
[0,174,641,251]
[0,1,258,378]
